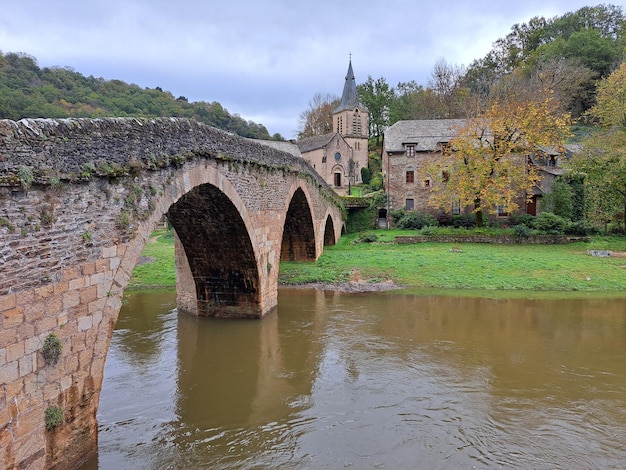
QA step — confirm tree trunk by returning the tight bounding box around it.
[474,198,484,227]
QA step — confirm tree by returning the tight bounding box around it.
[463,4,625,108]
[569,62,626,230]
[428,58,472,118]
[490,58,595,118]
[540,176,574,220]
[422,96,571,226]
[570,129,626,231]
[586,61,626,127]
[296,92,338,139]
[357,76,394,144]
[389,81,445,122]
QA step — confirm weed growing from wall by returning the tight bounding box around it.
[45,406,64,431]
[17,166,34,189]
[41,333,62,365]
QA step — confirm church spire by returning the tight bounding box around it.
[334,58,364,113]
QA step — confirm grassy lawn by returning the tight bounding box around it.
[128,228,626,292]
[127,228,176,289]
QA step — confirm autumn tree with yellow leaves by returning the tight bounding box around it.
[423,96,571,226]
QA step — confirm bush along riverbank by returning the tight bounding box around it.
[129,228,626,292]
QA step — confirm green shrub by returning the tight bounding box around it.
[368,173,383,191]
[436,211,454,226]
[452,214,476,228]
[513,224,532,238]
[565,220,597,236]
[361,167,372,185]
[390,208,406,222]
[397,213,438,230]
[534,212,568,234]
[354,232,379,243]
[509,213,535,227]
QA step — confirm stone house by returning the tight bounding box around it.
[381,119,571,221]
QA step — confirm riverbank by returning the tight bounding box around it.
[128,229,626,292]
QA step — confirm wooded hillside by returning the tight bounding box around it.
[0,51,283,141]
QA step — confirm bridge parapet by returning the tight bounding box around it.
[0,118,336,199]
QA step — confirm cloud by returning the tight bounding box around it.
[0,0,602,138]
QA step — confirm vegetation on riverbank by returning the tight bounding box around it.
[129,228,626,292]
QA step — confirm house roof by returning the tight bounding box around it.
[295,133,339,153]
[384,119,466,153]
[333,60,367,113]
[248,139,302,158]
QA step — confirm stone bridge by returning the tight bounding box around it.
[0,118,344,469]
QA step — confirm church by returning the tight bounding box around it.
[254,59,369,194]
[296,60,369,194]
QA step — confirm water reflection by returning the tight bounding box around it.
[84,289,626,469]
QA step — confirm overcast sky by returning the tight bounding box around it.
[0,1,611,138]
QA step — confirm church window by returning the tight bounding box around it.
[337,116,343,134]
[352,113,362,135]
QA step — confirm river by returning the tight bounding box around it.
[81,288,626,469]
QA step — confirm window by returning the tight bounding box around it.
[405,198,415,211]
[497,205,508,217]
[406,145,415,157]
[337,116,343,134]
[322,156,327,163]
[452,200,460,215]
[352,112,362,135]
[406,170,414,183]
[424,179,430,188]
[442,171,449,183]
[438,142,451,153]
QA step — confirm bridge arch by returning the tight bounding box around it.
[166,182,260,318]
[281,186,316,261]
[324,214,337,246]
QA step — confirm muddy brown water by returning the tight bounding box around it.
[81,288,626,469]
